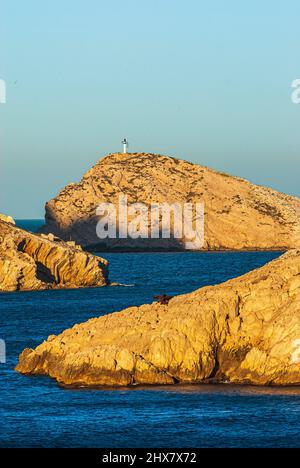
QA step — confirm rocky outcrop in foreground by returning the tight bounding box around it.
[40,152,300,250]
[0,215,108,291]
[16,250,300,386]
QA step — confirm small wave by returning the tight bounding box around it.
[110,282,135,287]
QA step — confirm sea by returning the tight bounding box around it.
[1,220,300,448]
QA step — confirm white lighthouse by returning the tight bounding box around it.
[122,138,128,154]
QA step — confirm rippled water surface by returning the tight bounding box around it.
[1,221,298,447]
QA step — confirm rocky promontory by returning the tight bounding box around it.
[0,215,108,291]
[16,249,300,386]
[40,152,300,251]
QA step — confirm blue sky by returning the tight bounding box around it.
[1,0,300,218]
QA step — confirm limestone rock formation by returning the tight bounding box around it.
[40,152,300,250]
[0,236,43,291]
[0,213,15,225]
[16,249,300,386]
[0,216,108,292]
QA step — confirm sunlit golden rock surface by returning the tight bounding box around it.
[0,216,108,291]
[16,250,300,386]
[40,152,300,250]
[0,213,15,225]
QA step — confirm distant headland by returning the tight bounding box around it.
[39,152,300,251]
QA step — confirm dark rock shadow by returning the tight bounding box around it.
[35,261,56,284]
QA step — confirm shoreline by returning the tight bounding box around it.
[89,247,287,254]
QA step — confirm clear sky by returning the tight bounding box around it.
[1,0,300,218]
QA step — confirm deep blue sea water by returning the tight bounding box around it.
[1,221,299,448]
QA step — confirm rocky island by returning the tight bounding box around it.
[16,249,300,386]
[0,214,108,291]
[40,152,300,251]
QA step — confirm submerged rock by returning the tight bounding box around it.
[16,249,300,386]
[40,152,300,250]
[0,216,108,291]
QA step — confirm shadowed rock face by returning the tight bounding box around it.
[0,216,109,291]
[40,152,300,251]
[16,250,300,386]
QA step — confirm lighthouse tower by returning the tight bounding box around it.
[122,138,128,154]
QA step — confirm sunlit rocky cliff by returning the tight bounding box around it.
[17,249,300,386]
[40,153,300,250]
[0,215,108,291]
